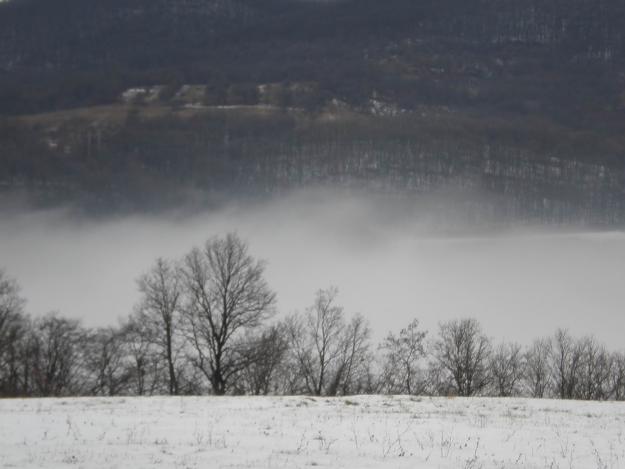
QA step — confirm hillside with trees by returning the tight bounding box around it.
[1,0,624,223]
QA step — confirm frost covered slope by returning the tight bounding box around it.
[1,396,624,468]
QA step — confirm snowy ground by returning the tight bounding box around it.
[1,395,624,469]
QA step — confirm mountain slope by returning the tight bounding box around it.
[1,0,624,223]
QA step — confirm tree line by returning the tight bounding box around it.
[1,232,624,400]
[3,109,625,225]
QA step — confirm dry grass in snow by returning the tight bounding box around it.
[1,395,624,468]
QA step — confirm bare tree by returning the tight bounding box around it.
[576,336,612,401]
[286,287,370,396]
[0,316,30,397]
[121,317,164,396]
[0,270,24,337]
[136,257,183,395]
[0,270,29,397]
[489,341,524,397]
[238,323,289,395]
[610,352,625,401]
[181,233,276,395]
[550,329,584,400]
[270,323,308,395]
[378,319,428,395]
[287,287,345,396]
[332,313,372,396]
[433,318,491,397]
[83,327,132,396]
[523,338,552,398]
[29,314,85,397]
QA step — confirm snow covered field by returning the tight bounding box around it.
[1,396,624,469]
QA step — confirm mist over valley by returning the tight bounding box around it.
[2,190,624,349]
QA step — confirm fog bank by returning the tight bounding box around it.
[1,190,624,349]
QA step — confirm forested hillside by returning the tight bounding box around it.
[1,0,624,222]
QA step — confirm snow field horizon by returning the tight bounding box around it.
[1,394,624,468]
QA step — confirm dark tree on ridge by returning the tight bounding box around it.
[181,233,276,395]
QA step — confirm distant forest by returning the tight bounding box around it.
[1,0,625,222]
[1,233,624,400]
[1,0,624,115]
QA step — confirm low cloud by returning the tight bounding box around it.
[1,189,624,348]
